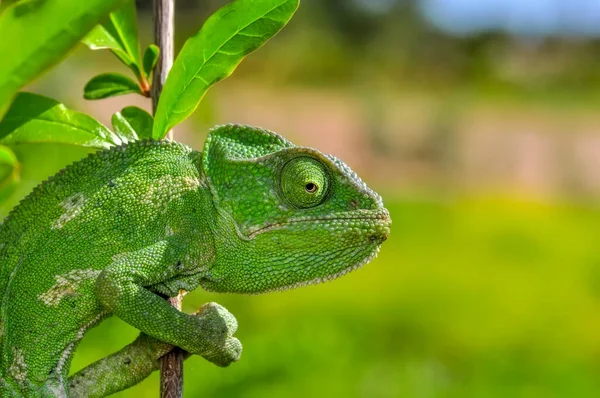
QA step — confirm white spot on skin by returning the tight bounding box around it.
[8,347,27,384]
[44,380,67,398]
[38,268,101,307]
[141,175,200,210]
[165,225,175,237]
[51,193,86,229]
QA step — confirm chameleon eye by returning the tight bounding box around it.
[281,157,329,208]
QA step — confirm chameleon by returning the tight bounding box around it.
[0,124,391,397]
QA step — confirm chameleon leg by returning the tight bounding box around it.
[95,240,241,367]
[68,302,232,398]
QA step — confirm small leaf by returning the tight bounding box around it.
[111,113,138,143]
[153,0,299,139]
[0,92,121,149]
[84,73,142,100]
[112,106,154,142]
[0,0,127,118]
[0,145,19,204]
[83,0,143,79]
[143,44,160,78]
[121,107,153,140]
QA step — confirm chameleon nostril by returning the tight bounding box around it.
[369,223,391,243]
[369,234,385,243]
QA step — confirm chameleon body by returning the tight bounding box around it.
[0,125,390,397]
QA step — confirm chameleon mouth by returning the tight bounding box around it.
[245,208,391,239]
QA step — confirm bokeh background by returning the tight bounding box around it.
[4,0,600,396]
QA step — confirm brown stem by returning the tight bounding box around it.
[159,293,186,398]
[152,0,182,396]
[152,0,175,139]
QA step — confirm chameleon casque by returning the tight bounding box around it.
[0,124,391,397]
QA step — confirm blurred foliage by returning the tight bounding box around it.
[138,0,600,101]
[70,198,600,397]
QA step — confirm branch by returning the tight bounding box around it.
[152,0,174,137]
[152,0,182,396]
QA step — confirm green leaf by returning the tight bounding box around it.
[153,0,299,139]
[0,0,127,118]
[0,145,19,204]
[84,73,143,100]
[143,44,160,79]
[83,0,143,79]
[0,92,121,149]
[112,106,154,142]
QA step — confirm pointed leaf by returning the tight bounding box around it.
[0,0,127,118]
[153,0,299,139]
[112,106,153,142]
[83,0,142,79]
[84,73,142,100]
[143,44,160,78]
[0,92,121,149]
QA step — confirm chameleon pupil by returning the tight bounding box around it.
[305,183,317,193]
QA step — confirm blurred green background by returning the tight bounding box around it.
[5,0,600,396]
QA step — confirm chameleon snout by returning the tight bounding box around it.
[366,208,391,244]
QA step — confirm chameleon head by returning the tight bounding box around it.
[201,124,391,294]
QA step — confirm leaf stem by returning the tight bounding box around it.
[140,75,152,97]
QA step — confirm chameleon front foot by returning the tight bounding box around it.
[191,302,242,367]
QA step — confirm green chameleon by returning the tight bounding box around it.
[0,124,390,397]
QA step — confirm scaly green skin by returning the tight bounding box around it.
[0,124,390,397]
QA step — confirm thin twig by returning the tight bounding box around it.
[152,0,174,139]
[160,293,185,398]
[152,0,183,396]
